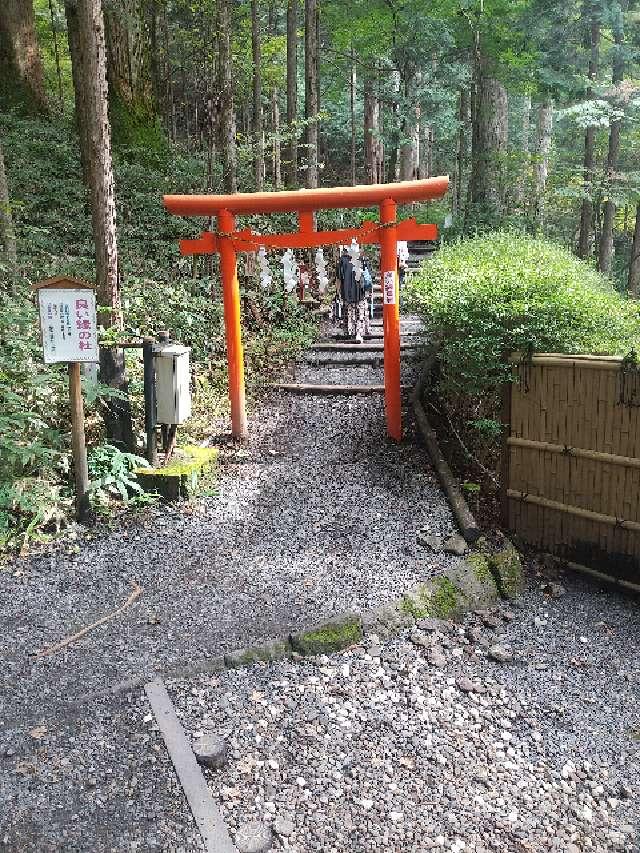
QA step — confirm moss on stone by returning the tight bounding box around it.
[466,551,492,584]
[399,595,429,620]
[430,576,460,618]
[291,617,363,656]
[135,446,218,500]
[490,543,524,600]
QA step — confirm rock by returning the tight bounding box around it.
[193,733,227,769]
[456,676,477,693]
[416,617,442,633]
[410,628,431,648]
[235,821,273,853]
[427,646,446,668]
[273,815,294,837]
[488,644,513,664]
[416,532,444,551]
[481,614,500,629]
[443,535,468,556]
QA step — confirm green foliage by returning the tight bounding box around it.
[408,233,640,396]
[87,444,151,509]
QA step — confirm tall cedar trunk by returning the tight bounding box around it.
[531,100,553,230]
[285,0,297,186]
[48,0,65,107]
[515,94,531,207]
[271,87,281,188]
[628,203,640,297]
[103,0,156,137]
[0,0,48,112]
[470,53,508,219]
[0,134,17,265]
[251,0,264,189]
[399,93,419,181]
[65,0,134,450]
[577,7,600,258]
[455,88,468,214]
[65,4,93,194]
[350,46,356,185]
[217,0,237,193]
[364,76,382,184]
[388,69,401,181]
[304,0,319,187]
[598,1,626,274]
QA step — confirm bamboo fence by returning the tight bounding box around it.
[502,353,640,581]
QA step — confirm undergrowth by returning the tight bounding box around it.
[0,111,317,553]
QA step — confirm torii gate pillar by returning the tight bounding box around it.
[379,198,401,441]
[217,209,248,438]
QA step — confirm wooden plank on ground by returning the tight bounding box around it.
[145,678,237,853]
[309,342,419,352]
[273,382,410,395]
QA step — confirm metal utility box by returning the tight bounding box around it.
[153,343,192,424]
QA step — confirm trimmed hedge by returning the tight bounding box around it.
[408,233,640,395]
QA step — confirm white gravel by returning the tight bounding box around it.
[171,575,640,853]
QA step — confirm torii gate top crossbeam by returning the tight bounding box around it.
[164,175,449,216]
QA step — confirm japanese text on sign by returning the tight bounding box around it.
[38,288,99,364]
[383,270,396,305]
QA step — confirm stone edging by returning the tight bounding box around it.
[159,541,525,680]
[410,347,481,544]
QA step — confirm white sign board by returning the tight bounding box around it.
[383,270,396,305]
[38,288,99,364]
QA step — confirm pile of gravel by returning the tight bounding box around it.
[171,576,640,853]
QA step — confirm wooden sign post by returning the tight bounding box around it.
[33,276,99,521]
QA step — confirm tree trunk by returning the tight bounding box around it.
[48,0,65,108]
[0,0,48,113]
[350,45,356,185]
[285,0,297,187]
[455,88,468,214]
[514,94,531,208]
[271,87,281,189]
[304,0,319,188]
[531,99,553,231]
[217,0,237,193]
[65,0,133,451]
[470,54,508,219]
[598,1,626,274]
[103,0,157,142]
[364,75,383,184]
[0,134,17,265]
[251,0,264,190]
[577,8,600,258]
[628,202,640,297]
[399,96,419,182]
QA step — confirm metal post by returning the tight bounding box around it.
[217,208,248,438]
[143,337,158,466]
[379,198,402,440]
[68,362,90,520]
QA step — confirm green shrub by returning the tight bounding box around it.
[408,233,640,396]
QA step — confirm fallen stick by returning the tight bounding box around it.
[36,579,142,658]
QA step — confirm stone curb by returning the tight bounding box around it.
[159,545,524,682]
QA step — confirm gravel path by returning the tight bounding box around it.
[170,575,640,853]
[0,314,461,850]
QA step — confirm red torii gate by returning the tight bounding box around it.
[163,176,449,441]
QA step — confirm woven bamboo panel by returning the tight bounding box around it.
[505,354,640,581]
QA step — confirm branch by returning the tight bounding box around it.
[35,580,142,658]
